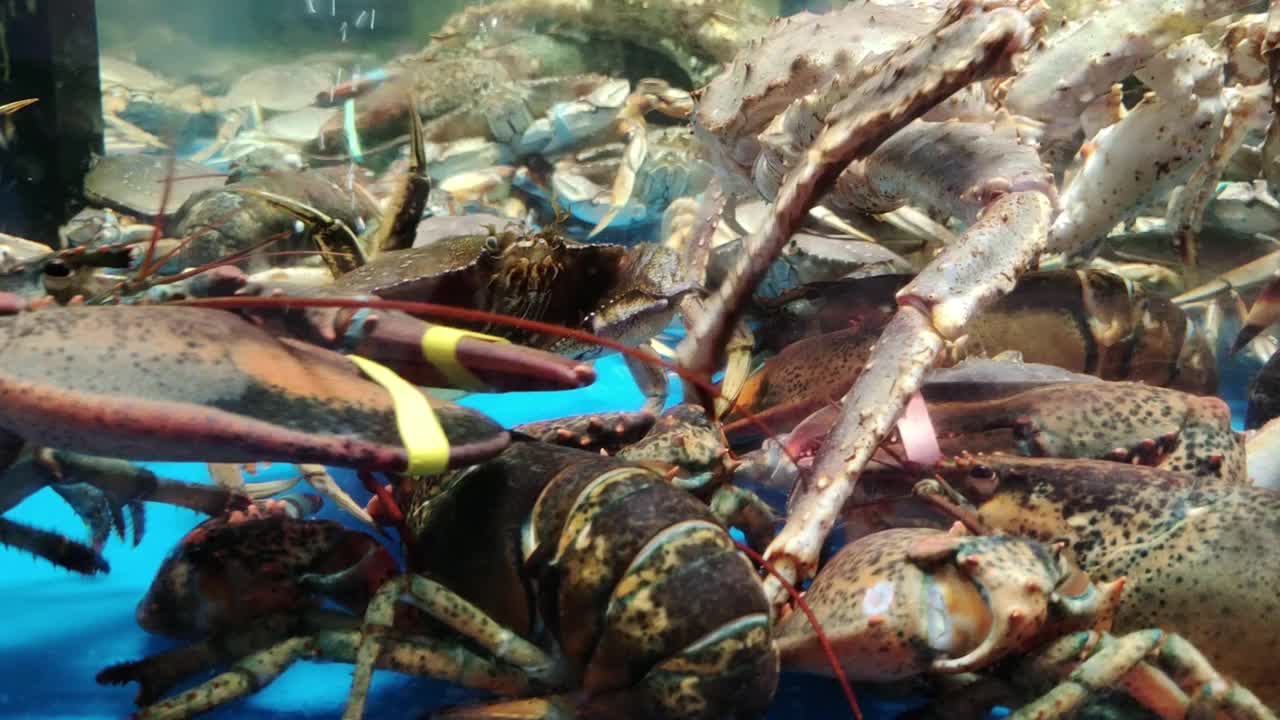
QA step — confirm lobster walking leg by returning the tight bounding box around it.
[707,483,777,552]
[1011,630,1276,720]
[345,576,551,720]
[113,621,533,720]
[0,516,107,573]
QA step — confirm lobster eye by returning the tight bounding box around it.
[482,235,500,253]
[1052,544,1093,599]
[42,259,71,278]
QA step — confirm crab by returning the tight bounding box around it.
[511,124,714,240]
[98,56,221,154]
[433,0,770,88]
[673,0,1275,609]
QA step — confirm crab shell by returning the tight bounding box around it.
[775,527,1124,682]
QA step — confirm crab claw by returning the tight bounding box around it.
[1232,272,1280,354]
[233,188,368,276]
[588,98,648,238]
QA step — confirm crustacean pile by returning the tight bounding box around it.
[6,0,1280,717]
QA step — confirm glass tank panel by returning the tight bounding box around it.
[0,1,1277,719]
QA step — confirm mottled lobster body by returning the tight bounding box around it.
[403,440,779,718]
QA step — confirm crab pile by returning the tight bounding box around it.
[3,0,1280,717]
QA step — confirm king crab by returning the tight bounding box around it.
[676,0,1273,610]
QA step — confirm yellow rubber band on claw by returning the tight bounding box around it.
[348,354,449,475]
[420,325,510,391]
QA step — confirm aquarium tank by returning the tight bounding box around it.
[1,0,1278,718]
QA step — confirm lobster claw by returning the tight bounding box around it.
[0,304,510,474]
[149,269,598,394]
[915,533,1124,675]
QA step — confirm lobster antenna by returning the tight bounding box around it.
[733,539,863,720]
[137,133,179,277]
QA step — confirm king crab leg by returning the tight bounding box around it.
[678,1,1039,388]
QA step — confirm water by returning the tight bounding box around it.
[1,1,1279,718]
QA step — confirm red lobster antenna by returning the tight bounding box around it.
[733,539,862,720]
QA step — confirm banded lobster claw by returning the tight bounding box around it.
[0,297,510,475]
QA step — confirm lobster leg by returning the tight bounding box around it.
[98,613,318,706]
[345,575,561,719]
[1153,633,1278,720]
[0,516,107,574]
[707,484,777,553]
[1012,630,1276,720]
[107,613,533,720]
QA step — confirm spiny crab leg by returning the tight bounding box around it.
[678,1,1039,387]
[1174,248,1280,305]
[1049,34,1230,259]
[1263,0,1280,191]
[1000,0,1252,153]
[1167,84,1270,267]
[769,191,1053,602]
[710,6,1231,612]
[1231,271,1280,352]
